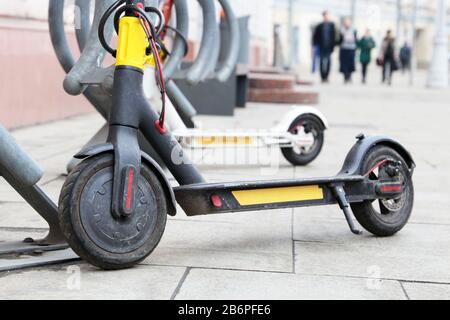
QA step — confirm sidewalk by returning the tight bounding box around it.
[1,70,450,299]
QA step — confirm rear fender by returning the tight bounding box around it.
[338,135,415,177]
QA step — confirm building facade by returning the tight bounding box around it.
[0,0,447,128]
[269,0,442,69]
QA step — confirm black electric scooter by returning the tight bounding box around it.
[58,0,415,270]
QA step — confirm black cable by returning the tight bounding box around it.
[144,6,165,35]
[157,40,171,57]
[98,0,125,57]
[164,25,189,57]
[98,1,165,58]
[97,0,168,131]
[113,5,164,37]
[136,13,167,128]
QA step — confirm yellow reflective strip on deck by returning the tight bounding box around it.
[232,185,324,206]
[195,136,253,145]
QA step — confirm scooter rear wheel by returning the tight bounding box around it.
[351,145,414,236]
[281,114,324,166]
[59,154,167,269]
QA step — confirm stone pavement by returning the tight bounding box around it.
[1,70,449,300]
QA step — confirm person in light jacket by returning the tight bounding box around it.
[338,17,357,84]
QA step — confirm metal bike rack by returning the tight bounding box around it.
[215,0,240,82]
[0,0,116,271]
[0,125,77,272]
[173,0,245,115]
[51,0,164,171]
[59,0,242,170]
[184,0,216,84]
[52,0,203,171]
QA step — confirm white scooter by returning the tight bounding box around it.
[145,69,328,166]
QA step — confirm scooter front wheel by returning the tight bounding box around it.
[59,154,167,269]
[351,145,414,236]
[281,114,325,166]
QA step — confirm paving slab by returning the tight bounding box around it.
[293,212,450,246]
[39,176,65,204]
[0,229,48,243]
[0,249,77,272]
[294,222,450,283]
[293,213,378,245]
[0,178,23,203]
[402,282,450,300]
[0,179,64,231]
[0,202,48,229]
[7,115,105,183]
[144,210,294,273]
[10,115,104,160]
[38,153,71,183]
[1,70,449,299]
[408,208,450,226]
[293,202,344,221]
[409,188,450,225]
[0,263,186,300]
[175,268,406,300]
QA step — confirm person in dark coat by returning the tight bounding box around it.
[378,30,397,85]
[357,29,376,84]
[399,42,412,73]
[313,11,336,83]
[338,17,357,83]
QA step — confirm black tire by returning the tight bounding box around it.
[351,145,414,237]
[281,114,325,166]
[59,154,167,270]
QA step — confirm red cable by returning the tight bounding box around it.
[150,37,167,132]
[364,159,388,177]
[139,14,167,134]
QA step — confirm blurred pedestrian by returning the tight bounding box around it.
[357,29,376,84]
[313,11,337,83]
[400,42,412,73]
[338,17,357,83]
[378,30,398,85]
[312,45,320,74]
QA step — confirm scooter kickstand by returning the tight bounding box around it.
[331,185,363,235]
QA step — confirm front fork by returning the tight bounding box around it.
[109,125,141,218]
[108,66,205,218]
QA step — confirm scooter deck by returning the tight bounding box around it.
[174,174,365,216]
